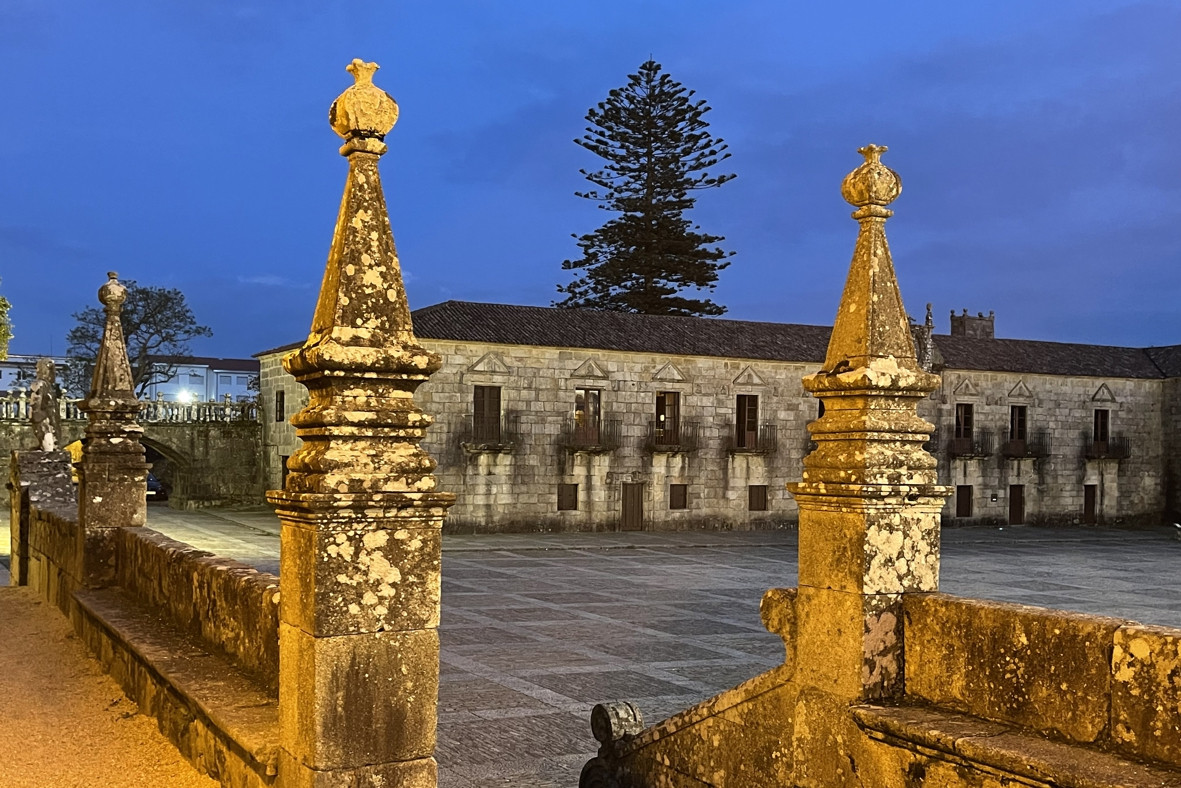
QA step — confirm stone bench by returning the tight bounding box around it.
[74,587,280,788]
[854,703,1181,788]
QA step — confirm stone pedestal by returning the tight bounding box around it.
[77,273,149,588]
[269,59,454,788]
[787,146,950,786]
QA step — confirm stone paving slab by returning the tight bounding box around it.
[8,504,1181,787]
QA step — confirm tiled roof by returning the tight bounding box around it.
[934,336,1165,379]
[257,300,1181,380]
[1145,345,1181,378]
[411,300,832,364]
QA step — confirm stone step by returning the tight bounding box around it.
[854,703,1181,788]
[74,587,280,788]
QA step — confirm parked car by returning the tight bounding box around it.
[146,472,167,501]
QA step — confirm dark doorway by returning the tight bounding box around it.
[621,483,644,531]
[1008,484,1024,525]
[955,485,972,518]
[1083,484,1098,524]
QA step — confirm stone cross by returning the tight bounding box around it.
[788,145,951,701]
[77,271,149,586]
[267,59,455,788]
[29,357,61,451]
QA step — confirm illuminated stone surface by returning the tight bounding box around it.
[266,60,454,786]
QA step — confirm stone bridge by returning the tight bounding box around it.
[0,393,262,507]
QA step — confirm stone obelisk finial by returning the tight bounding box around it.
[268,60,453,788]
[77,272,149,585]
[787,147,950,760]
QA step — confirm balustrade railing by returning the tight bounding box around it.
[0,392,258,423]
[728,422,778,454]
[644,420,699,453]
[1083,434,1130,460]
[558,418,621,451]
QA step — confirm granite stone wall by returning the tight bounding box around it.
[259,343,1171,531]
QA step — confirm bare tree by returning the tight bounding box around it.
[65,279,212,397]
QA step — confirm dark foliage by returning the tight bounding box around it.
[555,60,736,316]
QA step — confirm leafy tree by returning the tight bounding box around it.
[0,278,12,360]
[555,60,736,316]
[65,280,212,397]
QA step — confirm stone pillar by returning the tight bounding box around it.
[268,59,454,788]
[787,146,951,786]
[77,272,149,587]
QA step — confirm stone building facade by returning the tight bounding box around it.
[257,300,1181,532]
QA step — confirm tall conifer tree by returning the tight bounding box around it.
[555,60,736,316]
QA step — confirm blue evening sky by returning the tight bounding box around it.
[1,1,1177,358]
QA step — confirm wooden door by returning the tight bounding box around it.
[621,483,644,531]
[1008,484,1024,525]
[1083,484,1098,524]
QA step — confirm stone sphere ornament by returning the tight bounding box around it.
[329,59,399,156]
[841,144,902,213]
[98,271,127,312]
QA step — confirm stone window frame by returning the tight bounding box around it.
[669,483,688,510]
[748,484,768,512]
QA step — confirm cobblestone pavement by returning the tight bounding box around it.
[6,505,1181,786]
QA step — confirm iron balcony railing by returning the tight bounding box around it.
[459,412,519,450]
[1002,430,1052,459]
[1083,434,1130,460]
[948,429,994,458]
[558,418,621,452]
[729,422,777,454]
[645,420,698,453]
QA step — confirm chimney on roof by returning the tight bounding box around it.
[949,308,995,339]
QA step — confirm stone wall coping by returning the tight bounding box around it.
[854,704,1181,786]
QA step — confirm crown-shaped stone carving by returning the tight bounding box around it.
[328,58,400,155]
[840,144,902,217]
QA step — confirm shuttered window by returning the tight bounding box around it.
[669,484,688,510]
[748,485,768,512]
[557,483,578,511]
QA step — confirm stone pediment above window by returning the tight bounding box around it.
[952,378,979,398]
[571,358,609,380]
[467,352,511,375]
[652,362,687,383]
[732,365,767,387]
[1008,380,1034,401]
[1092,383,1117,403]
[460,352,512,384]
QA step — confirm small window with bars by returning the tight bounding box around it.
[748,485,768,512]
[275,390,286,422]
[557,483,578,511]
[669,484,688,510]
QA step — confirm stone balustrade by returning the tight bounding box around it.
[0,392,257,423]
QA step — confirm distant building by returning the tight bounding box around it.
[257,301,1181,532]
[0,353,258,402]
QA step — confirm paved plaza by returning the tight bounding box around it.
[4,505,1181,786]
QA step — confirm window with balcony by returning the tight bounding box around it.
[954,404,974,439]
[1010,405,1027,442]
[735,395,758,449]
[655,391,680,439]
[574,387,602,444]
[1093,409,1110,444]
[473,385,502,442]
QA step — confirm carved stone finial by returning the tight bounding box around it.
[98,271,126,312]
[841,144,902,217]
[329,58,399,156]
[925,303,934,328]
[30,358,60,451]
